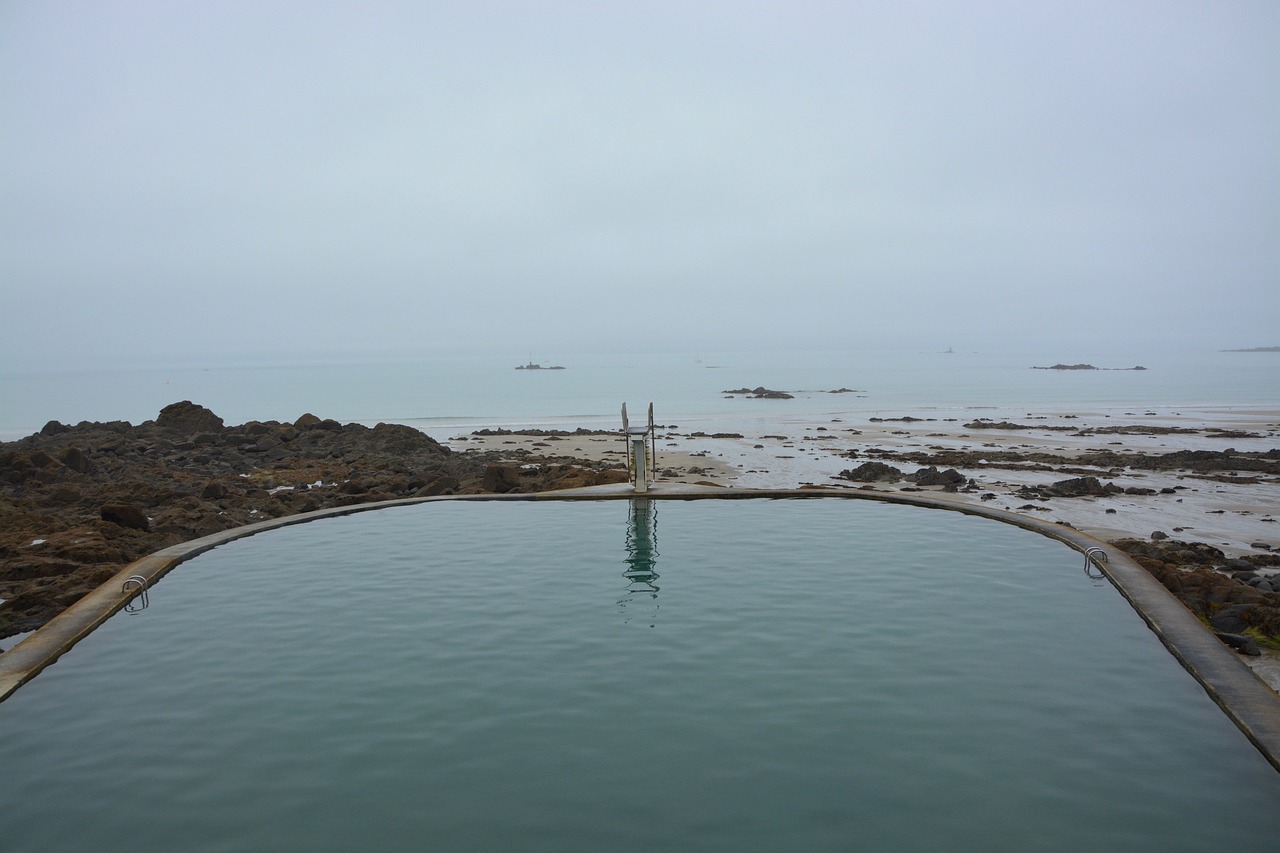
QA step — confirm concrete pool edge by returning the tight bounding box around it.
[3,483,1278,773]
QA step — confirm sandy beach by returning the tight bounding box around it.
[449,404,1280,558]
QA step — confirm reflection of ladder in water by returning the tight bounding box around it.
[620,500,660,624]
[623,499,659,589]
[621,402,657,493]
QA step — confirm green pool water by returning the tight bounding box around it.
[2,498,1277,852]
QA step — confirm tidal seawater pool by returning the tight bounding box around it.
[2,498,1278,851]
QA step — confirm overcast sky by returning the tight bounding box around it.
[2,0,1277,369]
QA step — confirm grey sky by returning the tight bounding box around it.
[3,0,1277,369]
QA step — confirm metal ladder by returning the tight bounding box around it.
[122,575,149,612]
[1083,546,1108,580]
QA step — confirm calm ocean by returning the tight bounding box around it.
[2,347,1276,442]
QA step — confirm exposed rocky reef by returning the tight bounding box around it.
[835,463,968,491]
[844,445,1280,477]
[722,386,794,399]
[1031,363,1147,370]
[1114,538,1280,654]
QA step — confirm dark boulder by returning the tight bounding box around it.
[28,449,62,469]
[156,401,224,435]
[201,481,228,499]
[1048,476,1110,497]
[482,464,522,493]
[100,502,150,531]
[59,446,90,473]
[1209,604,1256,634]
[837,462,903,483]
[368,423,447,455]
[1215,632,1261,656]
[911,467,965,487]
[414,475,460,497]
[42,484,82,505]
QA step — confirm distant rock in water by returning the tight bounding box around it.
[1032,364,1147,371]
[722,386,794,399]
[1221,346,1280,352]
[515,362,565,370]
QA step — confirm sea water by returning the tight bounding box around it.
[2,346,1276,441]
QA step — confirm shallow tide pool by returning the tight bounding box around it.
[2,498,1278,852]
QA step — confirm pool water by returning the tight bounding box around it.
[2,498,1278,852]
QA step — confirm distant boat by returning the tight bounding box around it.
[515,362,565,370]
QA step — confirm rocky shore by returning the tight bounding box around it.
[0,401,626,643]
[1115,537,1280,657]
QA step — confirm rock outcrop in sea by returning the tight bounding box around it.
[722,386,794,399]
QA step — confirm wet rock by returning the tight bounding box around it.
[1215,632,1261,656]
[1048,476,1111,497]
[910,467,965,487]
[722,387,794,399]
[482,464,522,493]
[414,475,460,497]
[99,502,150,531]
[201,481,228,499]
[57,446,90,473]
[1115,538,1280,646]
[836,462,903,483]
[156,401,224,435]
[41,485,82,506]
[28,450,61,470]
[1209,604,1256,633]
[367,423,447,455]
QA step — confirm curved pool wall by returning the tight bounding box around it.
[3,484,1278,771]
[3,494,1280,853]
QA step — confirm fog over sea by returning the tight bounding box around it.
[3,346,1276,444]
